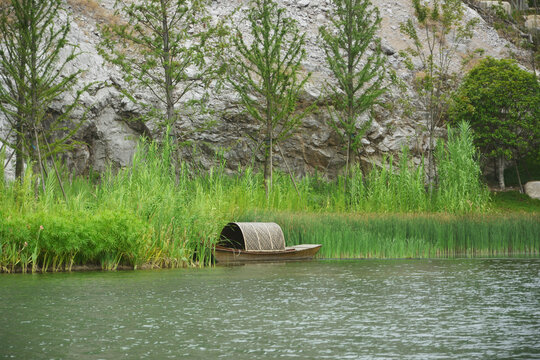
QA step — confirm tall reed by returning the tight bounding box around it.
[243,211,540,259]
[0,124,535,272]
[435,121,490,213]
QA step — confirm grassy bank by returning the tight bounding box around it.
[0,128,538,272]
[491,191,540,213]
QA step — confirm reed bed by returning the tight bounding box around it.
[243,212,540,259]
[0,123,537,272]
[0,138,231,272]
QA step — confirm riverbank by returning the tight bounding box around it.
[1,137,539,273]
[1,189,538,273]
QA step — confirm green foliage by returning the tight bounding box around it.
[345,149,428,213]
[491,191,540,213]
[0,148,5,190]
[319,0,386,188]
[0,133,531,272]
[0,134,228,272]
[503,154,540,187]
[400,0,478,187]
[435,121,490,213]
[99,0,227,128]
[245,212,540,258]
[0,209,147,272]
[450,57,540,164]
[0,0,89,180]
[227,0,313,194]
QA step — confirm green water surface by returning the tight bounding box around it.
[1,259,539,359]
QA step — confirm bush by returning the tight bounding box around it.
[450,57,540,188]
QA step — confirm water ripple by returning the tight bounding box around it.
[0,259,539,359]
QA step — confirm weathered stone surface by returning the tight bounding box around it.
[381,40,396,56]
[524,181,540,200]
[525,15,540,34]
[478,1,512,15]
[0,0,530,180]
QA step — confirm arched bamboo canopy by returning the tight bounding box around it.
[218,222,286,251]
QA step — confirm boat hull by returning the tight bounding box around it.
[214,244,322,263]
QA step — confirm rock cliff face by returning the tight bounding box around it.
[0,0,528,180]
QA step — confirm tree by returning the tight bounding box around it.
[228,0,313,195]
[99,0,226,141]
[0,0,86,183]
[400,0,477,192]
[450,57,540,190]
[319,0,386,191]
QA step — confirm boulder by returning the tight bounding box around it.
[525,15,540,34]
[478,1,512,16]
[524,181,540,200]
[380,40,396,56]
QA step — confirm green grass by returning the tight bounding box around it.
[242,211,540,259]
[0,123,538,272]
[491,191,540,213]
[435,122,491,213]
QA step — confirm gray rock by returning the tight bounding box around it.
[525,15,540,34]
[92,107,139,172]
[380,126,415,151]
[478,1,512,16]
[367,121,385,140]
[524,181,540,200]
[381,41,396,56]
[0,0,526,180]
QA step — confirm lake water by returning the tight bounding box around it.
[1,259,539,359]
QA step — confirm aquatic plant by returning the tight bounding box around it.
[244,212,540,259]
[0,130,537,272]
[435,121,490,213]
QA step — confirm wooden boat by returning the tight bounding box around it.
[214,222,322,264]
[214,244,322,263]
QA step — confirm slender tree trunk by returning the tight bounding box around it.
[15,10,28,182]
[161,0,182,184]
[344,2,353,194]
[426,26,436,196]
[427,130,435,195]
[263,119,272,197]
[497,155,506,190]
[426,87,436,196]
[33,127,46,194]
[161,0,174,124]
[42,127,68,203]
[269,133,273,193]
[264,42,273,198]
[515,161,523,193]
[277,144,301,199]
[344,135,351,193]
[29,3,45,194]
[263,151,269,196]
[15,123,24,181]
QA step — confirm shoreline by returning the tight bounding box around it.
[3,252,539,274]
[2,196,538,273]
